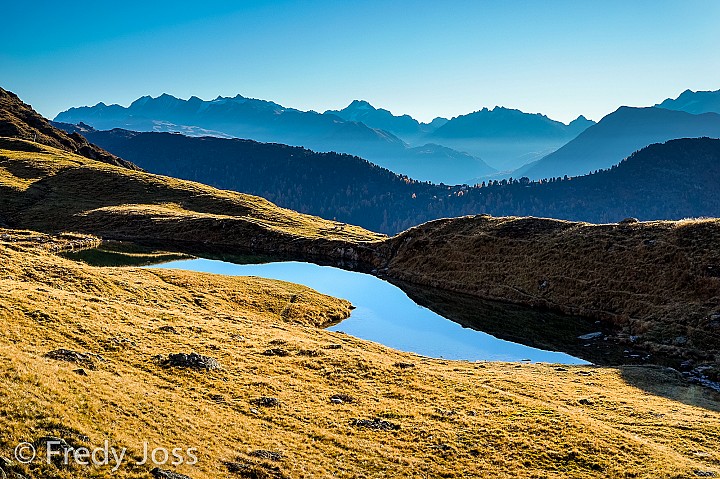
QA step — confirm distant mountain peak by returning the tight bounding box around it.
[434,105,587,140]
[655,88,720,115]
[347,99,375,110]
[426,117,449,128]
[465,106,549,119]
[568,114,594,126]
[324,100,427,139]
[129,95,154,108]
[207,94,251,106]
[521,105,720,180]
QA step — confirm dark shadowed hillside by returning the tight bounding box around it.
[56,127,451,233]
[486,137,720,222]
[60,124,720,234]
[521,106,720,180]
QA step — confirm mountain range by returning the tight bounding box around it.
[518,106,720,180]
[326,101,596,171]
[53,87,720,189]
[55,94,494,184]
[656,88,720,115]
[324,89,720,181]
[55,93,602,181]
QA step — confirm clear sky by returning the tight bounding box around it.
[2,0,719,123]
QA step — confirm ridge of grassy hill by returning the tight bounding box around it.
[0,88,138,170]
[382,215,720,376]
[0,138,384,264]
[0,229,719,479]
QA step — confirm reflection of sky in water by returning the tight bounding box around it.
[152,259,588,365]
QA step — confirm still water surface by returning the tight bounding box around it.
[152,258,588,364]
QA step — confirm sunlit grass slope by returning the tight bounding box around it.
[0,230,718,478]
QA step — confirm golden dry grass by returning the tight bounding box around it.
[0,230,718,479]
[0,138,720,477]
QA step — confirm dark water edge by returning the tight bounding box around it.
[390,279,649,367]
[61,240,307,268]
[60,241,193,267]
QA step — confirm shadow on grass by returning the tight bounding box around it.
[618,365,720,412]
[61,241,192,267]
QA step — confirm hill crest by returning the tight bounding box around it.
[0,87,137,170]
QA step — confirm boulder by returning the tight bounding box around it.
[162,353,221,370]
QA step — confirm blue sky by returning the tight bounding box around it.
[2,0,719,123]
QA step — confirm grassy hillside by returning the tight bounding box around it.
[1,137,719,374]
[383,215,720,376]
[0,138,384,262]
[0,230,719,479]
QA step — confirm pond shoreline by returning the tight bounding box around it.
[63,241,663,367]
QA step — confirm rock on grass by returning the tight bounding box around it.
[44,349,99,370]
[161,352,221,370]
[393,362,415,369]
[249,450,283,461]
[330,394,355,404]
[262,348,290,357]
[251,396,280,408]
[351,418,400,431]
[151,468,193,479]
